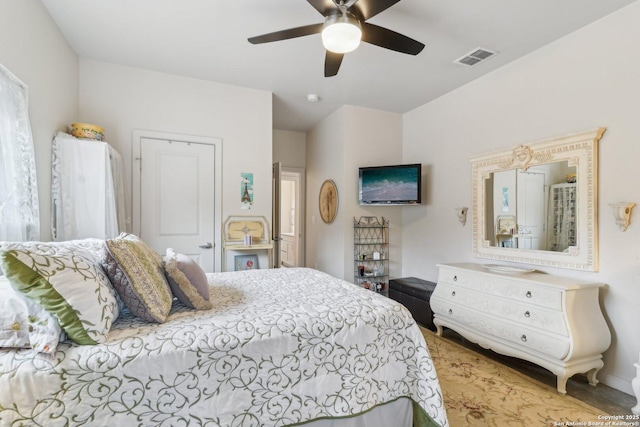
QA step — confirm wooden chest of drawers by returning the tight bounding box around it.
[431,263,611,393]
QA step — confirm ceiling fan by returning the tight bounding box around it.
[248,0,425,77]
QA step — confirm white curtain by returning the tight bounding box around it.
[0,64,40,241]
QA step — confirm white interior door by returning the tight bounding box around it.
[134,134,221,272]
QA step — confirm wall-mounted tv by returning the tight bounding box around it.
[358,163,422,205]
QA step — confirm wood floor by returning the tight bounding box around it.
[440,329,637,416]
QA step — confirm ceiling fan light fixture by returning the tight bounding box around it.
[321,13,362,54]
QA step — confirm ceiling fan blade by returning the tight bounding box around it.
[248,23,323,44]
[324,51,344,77]
[350,0,401,21]
[361,22,425,55]
[306,0,339,17]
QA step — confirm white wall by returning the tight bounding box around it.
[273,129,306,168]
[0,0,79,241]
[402,1,640,394]
[306,108,346,278]
[78,59,273,238]
[307,105,404,282]
[344,107,404,281]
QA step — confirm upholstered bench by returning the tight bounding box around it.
[389,277,436,330]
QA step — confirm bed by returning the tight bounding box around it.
[0,242,447,427]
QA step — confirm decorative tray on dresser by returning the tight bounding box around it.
[431,263,611,394]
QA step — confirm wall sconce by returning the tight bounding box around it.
[609,202,635,231]
[456,207,468,226]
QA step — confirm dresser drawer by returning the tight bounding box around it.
[431,297,570,360]
[438,267,562,311]
[433,282,568,336]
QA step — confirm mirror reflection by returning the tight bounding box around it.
[484,161,576,252]
[471,128,603,271]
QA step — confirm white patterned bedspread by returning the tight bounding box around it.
[0,268,447,427]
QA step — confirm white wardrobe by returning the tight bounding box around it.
[51,132,125,240]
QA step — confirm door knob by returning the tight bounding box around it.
[199,242,213,249]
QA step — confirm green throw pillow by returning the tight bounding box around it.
[0,243,119,345]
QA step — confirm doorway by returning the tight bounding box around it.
[132,130,223,272]
[273,164,305,268]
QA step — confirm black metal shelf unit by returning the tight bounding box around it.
[353,216,389,293]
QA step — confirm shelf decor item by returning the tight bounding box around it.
[235,254,259,271]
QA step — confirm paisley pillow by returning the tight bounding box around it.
[102,233,173,323]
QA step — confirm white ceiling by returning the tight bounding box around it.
[41,0,635,132]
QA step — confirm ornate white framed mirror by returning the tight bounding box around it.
[470,128,605,271]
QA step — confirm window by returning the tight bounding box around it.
[0,64,40,241]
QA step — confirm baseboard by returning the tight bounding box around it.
[600,371,633,396]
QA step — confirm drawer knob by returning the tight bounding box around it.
[524,311,531,318]
[525,291,532,298]
[521,334,527,342]
[453,275,458,282]
[451,291,456,297]
[448,309,453,315]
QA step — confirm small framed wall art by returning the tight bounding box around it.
[235,254,259,271]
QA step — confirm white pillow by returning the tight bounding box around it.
[0,241,119,345]
[0,276,64,353]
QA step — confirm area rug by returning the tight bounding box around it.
[421,328,609,426]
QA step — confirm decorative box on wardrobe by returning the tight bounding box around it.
[51,131,125,240]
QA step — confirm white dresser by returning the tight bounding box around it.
[431,263,611,394]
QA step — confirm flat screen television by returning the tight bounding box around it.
[358,163,422,205]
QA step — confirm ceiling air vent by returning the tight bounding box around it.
[454,47,496,67]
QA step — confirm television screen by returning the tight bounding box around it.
[359,164,422,205]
